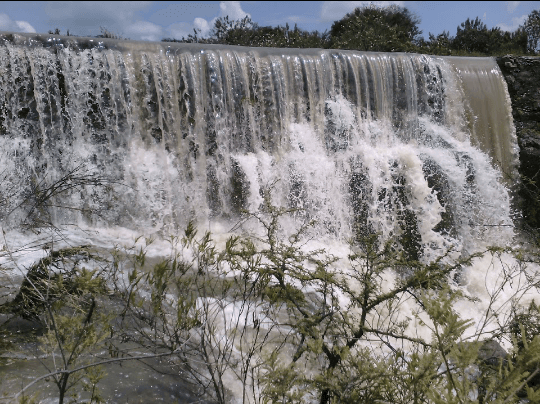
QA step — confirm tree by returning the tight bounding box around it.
[2,247,112,404]
[217,20,328,48]
[211,15,257,43]
[449,17,528,55]
[1,247,197,404]
[493,27,527,55]
[524,10,540,53]
[329,5,422,52]
[3,191,540,403]
[453,17,491,53]
[162,16,328,49]
[95,27,127,40]
[226,196,540,404]
[424,30,454,55]
[0,164,115,232]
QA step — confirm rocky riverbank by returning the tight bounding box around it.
[497,55,540,233]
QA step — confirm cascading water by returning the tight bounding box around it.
[0,33,518,261]
[0,32,533,403]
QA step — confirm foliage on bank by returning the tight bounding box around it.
[44,5,540,56]
[159,5,540,57]
[2,193,540,403]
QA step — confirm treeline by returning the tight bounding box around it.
[162,5,540,56]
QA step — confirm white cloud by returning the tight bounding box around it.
[497,14,527,31]
[45,1,152,37]
[17,0,250,41]
[193,17,212,37]
[125,21,164,42]
[163,16,213,40]
[169,1,250,39]
[166,22,195,40]
[287,16,306,23]
[0,13,36,33]
[320,1,404,22]
[507,1,521,13]
[219,1,250,20]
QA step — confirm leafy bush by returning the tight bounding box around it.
[3,195,540,403]
[329,5,422,52]
[159,7,538,56]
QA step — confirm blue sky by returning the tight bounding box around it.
[1,1,539,42]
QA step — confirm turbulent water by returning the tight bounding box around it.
[0,33,518,260]
[0,32,533,403]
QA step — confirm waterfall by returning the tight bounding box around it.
[2,31,536,404]
[0,33,518,259]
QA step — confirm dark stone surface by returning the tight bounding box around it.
[497,55,540,232]
[478,339,508,366]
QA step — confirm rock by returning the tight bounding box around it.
[478,339,508,366]
[0,246,98,321]
[497,56,540,232]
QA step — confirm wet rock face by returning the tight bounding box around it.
[497,55,540,231]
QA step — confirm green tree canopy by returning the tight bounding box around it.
[210,15,257,43]
[449,16,527,55]
[162,16,328,48]
[524,10,540,53]
[453,17,491,52]
[212,16,327,48]
[329,5,422,52]
[160,7,531,56]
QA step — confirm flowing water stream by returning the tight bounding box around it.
[0,32,536,403]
